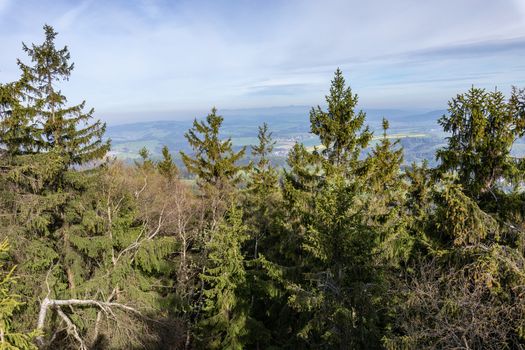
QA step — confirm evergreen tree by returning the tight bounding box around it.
[15,25,109,167]
[0,26,116,348]
[0,240,37,350]
[135,146,154,171]
[198,207,251,349]
[0,80,39,157]
[248,123,278,197]
[436,86,525,198]
[181,108,247,230]
[244,123,279,258]
[157,145,178,181]
[364,118,410,263]
[310,68,372,168]
[181,108,246,191]
[263,71,392,348]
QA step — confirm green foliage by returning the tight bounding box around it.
[310,68,372,167]
[436,86,525,197]
[14,25,109,167]
[157,145,178,181]
[243,123,279,256]
[0,241,38,350]
[0,81,39,157]
[198,206,251,349]
[135,146,155,171]
[434,176,499,246]
[181,108,247,191]
[2,31,525,349]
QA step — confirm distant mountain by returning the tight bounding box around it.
[105,105,446,161]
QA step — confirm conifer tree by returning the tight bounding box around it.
[244,123,279,258]
[364,118,410,262]
[181,108,247,230]
[0,26,118,348]
[157,145,178,181]
[310,68,372,168]
[198,207,251,349]
[436,86,525,198]
[181,108,246,191]
[248,123,277,196]
[265,71,390,348]
[136,146,154,171]
[15,25,109,166]
[0,240,37,350]
[0,80,39,157]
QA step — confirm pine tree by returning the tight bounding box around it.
[310,68,372,168]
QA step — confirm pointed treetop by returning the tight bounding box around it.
[157,145,178,181]
[310,68,372,168]
[181,108,247,190]
[13,24,109,166]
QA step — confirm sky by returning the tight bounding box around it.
[0,0,525,123]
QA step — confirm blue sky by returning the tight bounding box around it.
[0,0,524,123]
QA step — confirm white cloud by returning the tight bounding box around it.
[55,1,91,31]
[0,0,524,118]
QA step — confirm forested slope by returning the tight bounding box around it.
[1,26,525,350]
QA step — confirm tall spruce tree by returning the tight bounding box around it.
[262,70,390,348]
[181,108,246,191]
[198,207,251,349]
[0,26,118,348]
[436,86,525,198]
[15,25,109,167]
[310,68,372,168]
[244,123,279,258]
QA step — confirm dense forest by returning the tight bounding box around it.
[1,26,525,350]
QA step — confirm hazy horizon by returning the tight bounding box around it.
[1,0,524,123]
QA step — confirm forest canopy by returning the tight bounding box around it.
[1,25,525,350]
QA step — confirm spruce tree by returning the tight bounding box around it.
[198,207,251,349]
[264,72,390,348]
[364,118,410,263]
[181,108,246,191]
[248,123,278,197]
[16,24,109,167]
[310,68,372,168]
[181,108,247,230]
[0,240,38,350]
[157,145,178,181]
[135,146,154,171]
[0,26,114,347]
[0,80,39,157]
[436,86,525,198]
[244,123,279,258]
